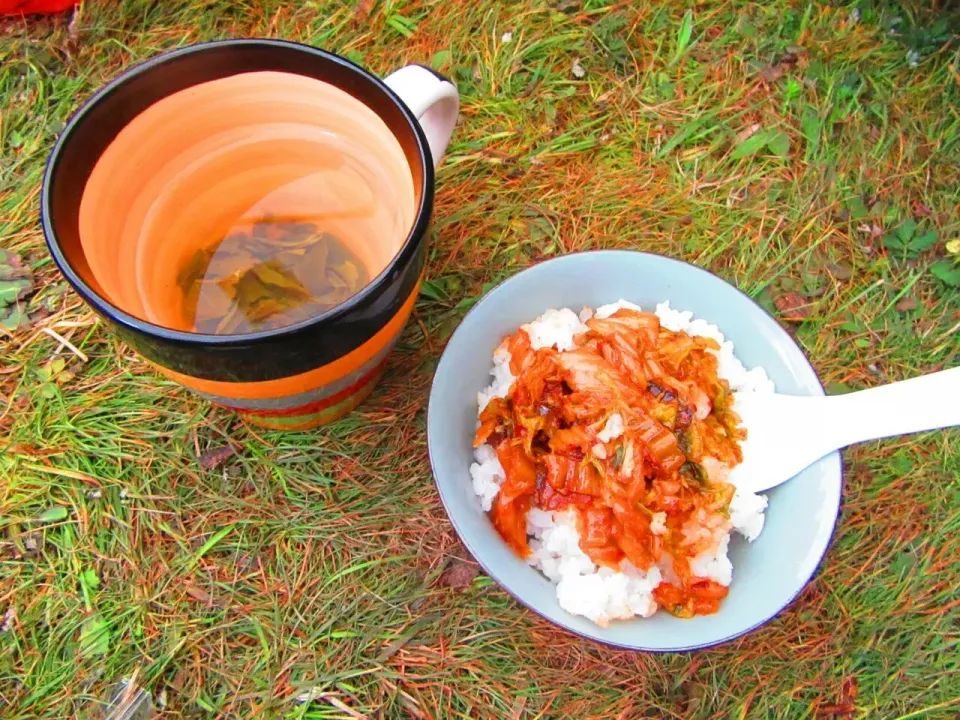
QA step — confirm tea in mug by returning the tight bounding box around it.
[77,71,417,335]
[177,218,370,334]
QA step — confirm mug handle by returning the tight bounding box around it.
[383,65,459,169]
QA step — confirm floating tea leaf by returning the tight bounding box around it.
[269,222,317,249]
[299,234,333,289]
[333,260,361,289]
[204,236,259,280]
[250,260,311,296]
[177,247,215,290]
[181,219,370,334]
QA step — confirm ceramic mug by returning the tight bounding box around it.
[42,39,458,429]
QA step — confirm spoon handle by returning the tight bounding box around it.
[824,365,960,448]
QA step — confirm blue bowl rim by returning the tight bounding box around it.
[426,250,844,653]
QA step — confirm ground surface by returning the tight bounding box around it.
[2,1,959,718]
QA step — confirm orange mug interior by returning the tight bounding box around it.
[78,71,417,331]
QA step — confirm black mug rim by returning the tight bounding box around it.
[41,38,435,348]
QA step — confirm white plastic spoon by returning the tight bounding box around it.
[730,365,960,493]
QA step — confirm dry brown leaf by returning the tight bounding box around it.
[774,291,812,321]
[895,296,917,312]
[184,585,215,606]
[815,676,858,717]
[438,559,479,589]
[815,703,856,718]
[66,5,81,55]
[825,263,853,281]
[758,64,784,84]
[198,445,236,470]
[354,0,375,18]
[736,122,761,142]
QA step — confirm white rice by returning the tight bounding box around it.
[522,308,588,352]
[468,301,775,624]
[689,534,733,586]
[469,443,505,512]
[476,346,516,412]
[527,509,662,623]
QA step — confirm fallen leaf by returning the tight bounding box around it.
[843,677,859,701]
[438,559,479,589]
[774,292,812,321]
[780,47,804,64]
[758,63,784,84]
[895,297,917,312]
[1,606,15,633]
[354,0,375,18]
[0,249,31,280]
[184,585,216,606]
[408,594,428,612]
[815,703,855,717]
[816,676,858,717]
[198,445,236,470]
[22,533,41,555]
[825,263,853,281]
[857,223,884,239]
[736,122,761,142]
[66,4,81,54]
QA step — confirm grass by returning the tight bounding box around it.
[1,0,959,717]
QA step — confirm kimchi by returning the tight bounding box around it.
[474,307,746,618]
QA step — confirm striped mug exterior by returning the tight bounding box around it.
[42,40,458,429]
